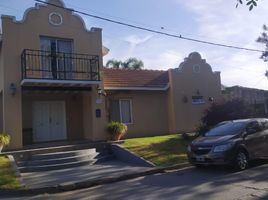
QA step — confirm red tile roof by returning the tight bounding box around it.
[103,68,169,89]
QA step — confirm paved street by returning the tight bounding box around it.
[3,162,268,200]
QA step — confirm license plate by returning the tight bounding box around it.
[195,156,205,162]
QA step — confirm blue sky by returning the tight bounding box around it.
[1,0,268,89]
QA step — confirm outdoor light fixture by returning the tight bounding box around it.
[208,97,214,102]
[97,85,106,96]
[9,83,16,96]
[97,86,102,95]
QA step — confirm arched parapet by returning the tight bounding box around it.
[1,0,98,34]
[176,52,214,74]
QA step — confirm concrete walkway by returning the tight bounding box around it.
[13,163,268,200]
[21,160,151,189]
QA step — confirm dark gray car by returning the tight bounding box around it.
[187,118,268,170]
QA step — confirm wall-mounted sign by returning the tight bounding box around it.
[96,98,103,104]
[49,12,63,26]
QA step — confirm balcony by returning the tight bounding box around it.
[21,49,101,89]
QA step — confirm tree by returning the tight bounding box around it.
[122,58,144,70]
[106,59,122,69]
[236,0,258,10]
[256,25,268,78]
[197,99,257,135]
[106,57,144,70]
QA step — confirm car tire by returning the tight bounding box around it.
[234,150,248,170]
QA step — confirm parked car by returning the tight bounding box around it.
[187,118,268,170]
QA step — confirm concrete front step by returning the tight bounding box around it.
[30,149,97,161]
[17,152,100,167]
[3,141,111,161]
[19,154,115,173]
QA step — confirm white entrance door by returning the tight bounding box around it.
[33,101,67,142]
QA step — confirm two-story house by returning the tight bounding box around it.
[0,0,223,150]
[0,0,109,149]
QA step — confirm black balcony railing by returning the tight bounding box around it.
[21,49,100,81]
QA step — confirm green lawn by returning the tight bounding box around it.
[0,156,20,189]
[122,134,194,167]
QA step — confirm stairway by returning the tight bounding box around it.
[17,147,115,173]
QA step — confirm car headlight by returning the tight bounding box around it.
[187,145,191,152]
[213,143,234,153]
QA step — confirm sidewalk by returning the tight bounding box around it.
[0,161,190,196]
[21,160,151,189]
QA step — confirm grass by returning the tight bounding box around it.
[122,134,194,167]
[0,156,20,189]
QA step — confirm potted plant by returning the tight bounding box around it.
[107,121,128,141]
[0,133,11,153]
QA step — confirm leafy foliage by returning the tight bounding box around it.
[256,25,268,78]
[236,0,258,10]
[107,121,128,139]
[106,59,121,69]
[0,133,11,146]
[106,57,144,70]
[0,156,20,189]
[197,99,256,135]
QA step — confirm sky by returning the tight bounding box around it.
[0,0,268,89]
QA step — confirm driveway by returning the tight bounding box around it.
[4,162,268,200]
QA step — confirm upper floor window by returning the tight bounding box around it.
[109,99,133,124]
[40,37,73,79]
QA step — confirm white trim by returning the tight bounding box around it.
[105,84,169,91]
[49,12,63,26]
[21,79,101,86]
[119,99,133,125]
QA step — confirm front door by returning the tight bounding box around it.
[33,101,67,142]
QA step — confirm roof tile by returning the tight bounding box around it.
[103,68,169,89]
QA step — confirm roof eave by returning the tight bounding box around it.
[104,84,170,91]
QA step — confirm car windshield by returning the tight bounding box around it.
[205,121,247,137]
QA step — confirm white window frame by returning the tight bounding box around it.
[119,99,133,125]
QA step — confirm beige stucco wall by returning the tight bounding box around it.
[1,0,106,149]
[0,93,3,132]
[0,47,3,92]
[168,52,222,133]
[107,91,169,138]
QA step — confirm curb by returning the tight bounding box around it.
[0,162,192,196]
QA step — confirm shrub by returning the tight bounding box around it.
[107,121,128,141]
[197,99,255,136]
[0,133,11,146]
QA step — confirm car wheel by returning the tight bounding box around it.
[234,150,248,170]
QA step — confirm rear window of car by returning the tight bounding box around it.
[205,122,247,137]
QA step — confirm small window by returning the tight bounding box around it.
[193,65,200,73]
[109,99,133,124]
[192,96,205,105]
